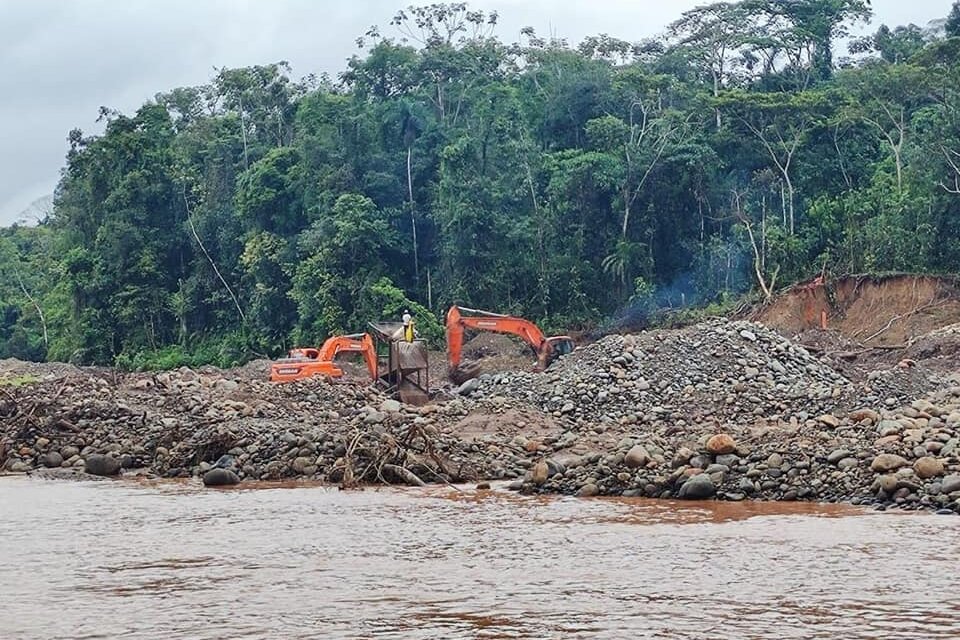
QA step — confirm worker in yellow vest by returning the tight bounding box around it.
[402,309,415,342]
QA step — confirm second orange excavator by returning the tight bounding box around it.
[446,306,575,380]
[269,333,378,383]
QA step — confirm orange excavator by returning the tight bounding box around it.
[446,306,575,380]
[269,333,378,383]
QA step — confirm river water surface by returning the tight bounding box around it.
[1,476,958,639]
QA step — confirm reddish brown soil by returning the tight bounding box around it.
[753,275,960,347]
[453,408,561,441]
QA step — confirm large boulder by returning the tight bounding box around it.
[941,475,960,495]
[872,474,898,495]
[60,446,79,459]
[203,468,241,487]
[679,474,716,499]
[870,454,909,473]
[529,460,549,485]
[577,483,599,497]
[380,399,402,413]
[624,445,650,469]
[827,449,852,464]
[291,456,314,475]
[705,434,736,456]
[84,454,121,477]
[41,452,64,468]
[818,414,841,428]
[456,378,481,396]
[913,457,945,479]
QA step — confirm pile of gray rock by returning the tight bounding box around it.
[0,367,528,486]
[512,383,960,513]
[469,320,858,425]
[3,318,959,513]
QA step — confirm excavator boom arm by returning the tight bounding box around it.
[447,306,549,369]
[318,333,378,380]
[272,333,377,382]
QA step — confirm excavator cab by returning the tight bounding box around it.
[288,348,321,360]
[545,336,576,358]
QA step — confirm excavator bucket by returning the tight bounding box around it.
[448,361,482,385]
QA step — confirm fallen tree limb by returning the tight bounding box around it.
[828,343,908,360]
[416,463,465,492]
[383,464,426,487]
[854,300,942,343]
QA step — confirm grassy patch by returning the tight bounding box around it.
[0,374,41,387]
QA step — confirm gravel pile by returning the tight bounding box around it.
[0,366,538,486]
[513,388,960,514]
[454,319,960,512]
[3,318,959,513]
[469,320,859,424]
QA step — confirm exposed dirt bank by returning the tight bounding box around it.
[752,274,960,349]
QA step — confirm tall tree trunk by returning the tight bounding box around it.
[238,97,249,170]
[426,268,433,309]
[781,182,788,228]
[407,146,420,285]
[622,187,631,238]
[761,194,767,273]
[713,71,722,129]
[182,187,245,325]
[177,278,188,346]
[785,174,795,235]
[13,267,48,348]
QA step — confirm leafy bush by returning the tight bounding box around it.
[361,277,445,345]
[114,331,256,371]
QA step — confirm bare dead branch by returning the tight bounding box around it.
[182,185,246,325]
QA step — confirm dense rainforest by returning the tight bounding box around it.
[3,0,960,368]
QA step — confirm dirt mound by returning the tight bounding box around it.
[232,359,272,381]
[753,275,960,347]
[445,331,539,382]
[0,358,87,381]
[474,319,856,426]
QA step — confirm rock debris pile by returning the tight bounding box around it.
[472,320,855,425]
[2,318,959,513]
[463,320,960,512]
[512,392,960,514]
[469,320,944,429]
[0,365,532,487]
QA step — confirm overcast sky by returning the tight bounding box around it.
[0,0,952,226]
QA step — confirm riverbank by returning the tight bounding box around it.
[2,318,960,513]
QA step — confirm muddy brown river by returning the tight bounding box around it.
[1,476,958,639]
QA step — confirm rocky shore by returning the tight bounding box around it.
[2,319,959,513]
